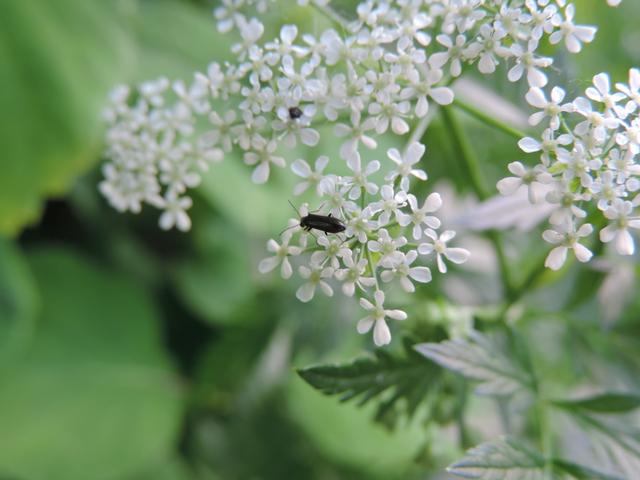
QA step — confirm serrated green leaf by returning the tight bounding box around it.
[414,331,531,397]
[447,435,545,479]
[296,338,436,424]
[568,413,640,474]
[553,393,640,414]
[552,458,629,480]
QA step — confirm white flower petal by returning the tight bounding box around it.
[296,283,316,302]
[373,319,391,346]
[545,246,568,270]
[357,316,374,334]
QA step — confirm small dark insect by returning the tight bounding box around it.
[288,107,303,119]
[281,200,347,239]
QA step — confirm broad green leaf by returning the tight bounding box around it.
[553,393,640,414]
[0,238,38,365]
[296,336,437,424]
[0,0,135,235]
[552,458,629,480]
[414,331,532,397]
[0,248,183,480]
[447,435,545,479]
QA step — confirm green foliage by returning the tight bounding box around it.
[552,393,640,414]
[296,336,438,426]
[414,331,533,398]
[0,248,183,480]
[552,458,629,480]
[0,0,135,236]
[447,436,545,478]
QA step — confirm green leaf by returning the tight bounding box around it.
[552,458,629,480]
[414,331,532,397]
[0,248,183,480]
[296,336,437,424]
[567,413,640,474]
[288,369,431,476]
[447,435,545,479]
[552,393,640,414]
[0,238,38,365]
[0,0,135,235]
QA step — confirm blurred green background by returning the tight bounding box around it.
[1,0,639,479]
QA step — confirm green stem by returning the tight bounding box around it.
[452,97,528,141]
[310,1,349,32]
[439,106,490,201]
[438,106,516,300]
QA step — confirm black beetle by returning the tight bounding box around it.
[288,107,303,119]
[281,201,347,238]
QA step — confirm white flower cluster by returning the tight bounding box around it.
[259,142,470,346]
[498,70,640,270]
[99,0,602,343]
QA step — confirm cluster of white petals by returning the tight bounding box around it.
[499,70,640,269]
[100,0,604,343]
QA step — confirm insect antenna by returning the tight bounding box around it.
[279,224,300,236]
[288,199,301,217]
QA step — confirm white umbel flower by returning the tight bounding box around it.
[296,264,334,302]
[543,222,594,270]
[418,229,471,273]
[357,290,407,347]
[259,224,303,279]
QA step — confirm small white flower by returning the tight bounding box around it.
[259,224,303,279]
[231,17,265,61]
[244,140,286,184]
[384,142,428,191]
[418,229,470,273]
[525,86,574,130]
[296,264,335,302]
[496,161,552,204]
[230,110,267,151]
[265,24,300,65]
[599,200,640,255]
[214,0,246,34]
[545,185,589,228]
[368,229,407,268]
[320,178,358,217]
[311,236,352,270]
[429,34,467,77]
[462,24,511,74]
[205,110,237,152]
[549,4,597,54]
[159,191,193,232]
[272,110,320,149]
[380,250,432,293]
[334,110,378,160]
[334,253,376,296]
[556,144,602,187]
[518,128,573,166]
[368,98,411,135]
[400,68,454,118]
[542,222,594,270]
[508,40,552,88]
[586,72,628,119]
[345,207,379,243]
[398,193,443,239]
[357,290,407,347]
[291,155,331,196]
[615,68,640,113]
[369,185,408,226]
[342,151,380,200]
